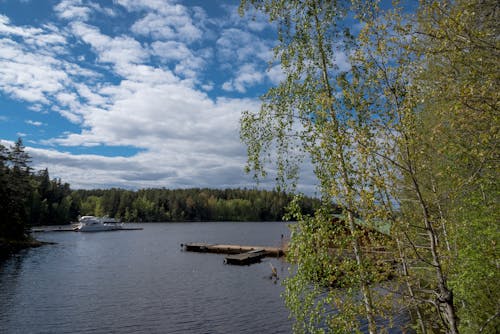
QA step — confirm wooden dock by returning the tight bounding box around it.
[31,226,75,232]
[31,226,143,232]
[181,242,285,265]
[224,249,267,265]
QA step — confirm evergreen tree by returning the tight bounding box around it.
[0,139,32,239]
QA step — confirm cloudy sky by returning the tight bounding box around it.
[0,0,319,192]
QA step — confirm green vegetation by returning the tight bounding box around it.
[0,138,31,241]
[0,139,78,249]
[240,0,498,333]
[0,139,76,256]
[73,187,318,222]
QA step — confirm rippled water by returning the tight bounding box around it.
[0,222,292,334]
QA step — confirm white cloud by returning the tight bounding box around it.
[201,82,214,91]
[51,106,82,124]
[216,28,273,64]
[0,14,43,37]
[334,48,351,72]
[51,80,256,147]
[215,25,277,92]
[33,63,269,188]
[25,120,45,127]
[118,0,204,43]
[0,38,66,103]
[0,15,67,50]
[54,0,118,21]
[0,1,316,193]
[222,63,265,93]
[70,22,149,69]
[28,104,44,112]
[54,0,91,21]
[20,136,268,190]
[151,41,190,61]
[266,63,286,85]
[75,83,107,106]
[88,2,117,17]
[0,16,96,122]
[150,40,206,78]
[223,4,273,33]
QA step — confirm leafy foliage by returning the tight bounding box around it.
[240,0,498,332]
[406,1,500,332]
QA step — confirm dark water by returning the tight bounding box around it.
[0,222,292,334]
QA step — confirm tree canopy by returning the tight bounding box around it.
[73,187,319,222]
[240,0,498,332]
[0,139,78,241]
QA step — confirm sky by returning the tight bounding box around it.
[0,0,319,193]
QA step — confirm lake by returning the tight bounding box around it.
[0,222,292,334]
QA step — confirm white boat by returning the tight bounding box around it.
[74,216,123,232]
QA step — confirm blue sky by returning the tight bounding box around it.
[0,0,321,191]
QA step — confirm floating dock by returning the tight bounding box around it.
[181,242,285,265]
[224,249,267,265]
[31,226,75,232]
[182,242,284,257]
[31,226,143,232]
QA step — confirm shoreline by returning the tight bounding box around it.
[0,238,56,259]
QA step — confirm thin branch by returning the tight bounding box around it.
[479,311,500,333]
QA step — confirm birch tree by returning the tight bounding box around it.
[240,1,403,332]
[240,0,498,332]
[405,1,499,332]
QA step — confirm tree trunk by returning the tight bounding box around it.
[312,8,377,333]
[410,172,459,334]
[396,236,427,334]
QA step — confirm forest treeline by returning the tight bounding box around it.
[0,138,318,242]
[74,187,318,223]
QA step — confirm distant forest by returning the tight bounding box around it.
[0,138,318,241]
[74,188,318,223]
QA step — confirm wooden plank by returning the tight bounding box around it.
[224,249,267,265]
[182,242,285,257]
[182,243,215,252]
[31,226,76,232]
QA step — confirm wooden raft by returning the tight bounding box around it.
[224,249,267,265]
[181,242,285,265]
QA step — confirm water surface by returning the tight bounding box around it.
[0,222,291,334]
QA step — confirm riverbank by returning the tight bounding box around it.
[0,237,55,259]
